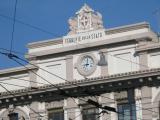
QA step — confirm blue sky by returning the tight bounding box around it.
[0,0,160,69]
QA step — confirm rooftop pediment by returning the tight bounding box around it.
[68,4,104,35]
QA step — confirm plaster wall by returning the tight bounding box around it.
[148,52,160,68]
[108,44,139,74]
[0,74,29,92]
[37,57,66,85]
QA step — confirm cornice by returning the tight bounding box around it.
[105,22,150,35]
[26,22,150,56]
[136,42,160,53]
[0,65,38,76]
[27,38,63,49]
[26,31,155,59]
[0,68,160,98]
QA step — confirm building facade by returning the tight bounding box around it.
[0,4,160,120]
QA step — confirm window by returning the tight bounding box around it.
[8,113,18,120]
[48,108,64,120]
[117,89,136,120]
[118,104,136,120]
[82,107,99,120]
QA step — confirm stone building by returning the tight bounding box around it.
[0,4,160,120]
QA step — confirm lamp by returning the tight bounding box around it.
[98,52,107,66]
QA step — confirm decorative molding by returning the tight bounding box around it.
[105,22,150,35]
[68,4,104,34]
[27,38,63,49]
[75,53,97,77]
[0,107,29,120]
[136,42,160,53]
[0,65,38,76]
[45,100,64,109]
[26,31,155,59]
[0,68,160,98]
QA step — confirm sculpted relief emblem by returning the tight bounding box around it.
[68,4,104,35]
[79,13,90,30]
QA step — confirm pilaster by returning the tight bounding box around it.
[99,49,108,76]
[137,38,149,70]
[29,102,46,120]
[141,86,152,119]
[99,93,115,120]
[138,52,148,70]
[28,58,38,87]
[66,55,74,81]
[135,88,142,120]
[64,98,81,120]
[29,69,38,87]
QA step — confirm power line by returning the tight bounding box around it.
[0,13,61,37]
[0,52,141,120]
[0,83,46,119]
[1,52,158,120]
[10,0,18,53]
[0,50,159,116]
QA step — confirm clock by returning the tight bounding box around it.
[81,56,94,72]
[76,54,97,76]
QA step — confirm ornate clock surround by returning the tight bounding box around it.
[75,53,97,77]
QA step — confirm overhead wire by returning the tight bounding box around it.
[0,48,159,118]
[0,51,144,120]
[0,3,160,119]
[5,49,159,115]
[0,83,46,119]
[0,13,61,37]
[1,41,160,119]
[10,0,18,53]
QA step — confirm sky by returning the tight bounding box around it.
[0,0,160,69]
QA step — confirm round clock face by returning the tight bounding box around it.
[76,54,97,76]
[81,56,94,72]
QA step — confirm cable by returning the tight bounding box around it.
[0,83,46,119]
[0,81,26,88]
[10,0,18,53]
[0,51,159,116]
[0,13,61,37]
[0,1,159,118]
[0,52,138,120]
[0,48,159,115]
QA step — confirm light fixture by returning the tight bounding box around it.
[98,52,107,66]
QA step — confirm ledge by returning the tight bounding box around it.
[0,65,38,76]
[0,67,160,98]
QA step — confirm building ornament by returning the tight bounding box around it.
[75,53,97,77]
[68,4,104,35]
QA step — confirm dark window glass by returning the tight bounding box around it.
[8,113,18,120]
[48,109,64,120]
[82,107,99,120]
[118,104,136,120]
